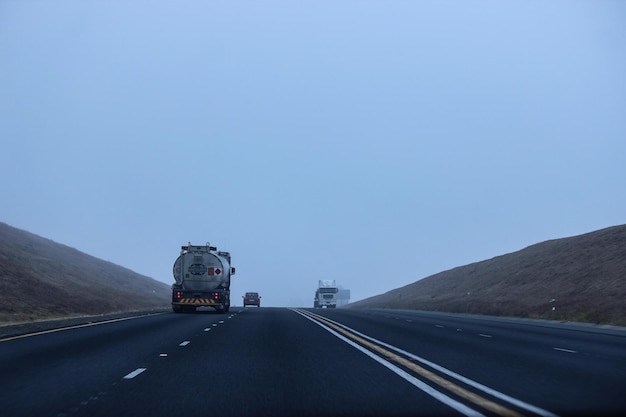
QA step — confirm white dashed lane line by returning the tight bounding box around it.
[553,347,577,353]
[114,317,240,399]
[123,318,234,380]
[123,368,146,379]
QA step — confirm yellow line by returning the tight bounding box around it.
[299,309,524,417]
[0,312,167,343]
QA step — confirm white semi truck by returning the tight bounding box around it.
[314,279,338,308]
[171,243,235,313]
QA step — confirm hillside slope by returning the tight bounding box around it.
[348,225,626,326]
[0,222,171,324]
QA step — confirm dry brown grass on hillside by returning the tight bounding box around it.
[348,225,626,326]
[0,222,171,324]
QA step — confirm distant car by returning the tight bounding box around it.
[243,292,261,307]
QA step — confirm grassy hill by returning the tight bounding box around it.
[0,222,171,325]
[347,225,626,326]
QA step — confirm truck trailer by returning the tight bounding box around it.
[171,243,235,313]
[314,279,338,308]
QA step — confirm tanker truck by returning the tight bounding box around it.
[314,279,338,308]
[171,242,235,313]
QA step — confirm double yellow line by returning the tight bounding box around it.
[294,309,555,417]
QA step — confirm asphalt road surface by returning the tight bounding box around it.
[1,308,624,417]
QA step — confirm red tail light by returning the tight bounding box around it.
[175,291,182,300]
[213,293,219,300]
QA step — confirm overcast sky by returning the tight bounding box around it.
[2,0,625,307]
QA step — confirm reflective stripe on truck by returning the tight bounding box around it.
[176,298,217,305]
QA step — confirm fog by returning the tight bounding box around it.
[2,0,625,306]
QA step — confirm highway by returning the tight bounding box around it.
[0,308,624,417]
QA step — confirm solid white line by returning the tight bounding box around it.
[553,347,577,353]
[0,312,168,343]
[299,309,561,417]
[123,368,146,379]
[179,341,190,346]
[292,310,485,417]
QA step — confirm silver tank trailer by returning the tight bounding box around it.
[173,244,232,291]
